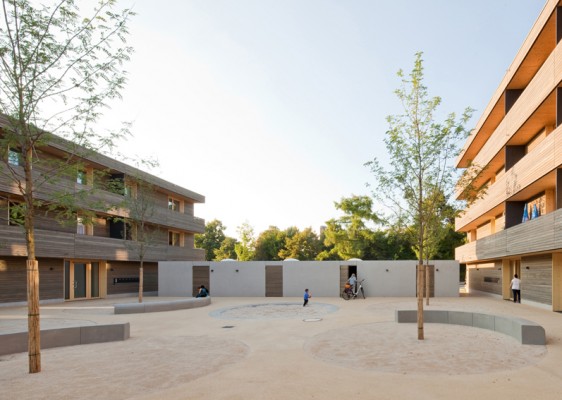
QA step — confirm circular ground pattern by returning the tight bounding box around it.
[305,321,547,375]
[209,302,338,320]
[1,335,250,400]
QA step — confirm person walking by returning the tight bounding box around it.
[510,274,521,303]
[303,288,311,307]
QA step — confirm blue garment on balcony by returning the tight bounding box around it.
[531,204,539,219]
[522,203,529,222]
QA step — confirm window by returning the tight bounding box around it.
[169,231,181,246]
[76,170,87,185]
[77,217,86,235]
[168,197,181,212]
[8,148,22,166]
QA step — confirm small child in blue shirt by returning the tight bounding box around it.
[303,288,311,307]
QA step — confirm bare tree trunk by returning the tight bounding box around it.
[417,261,424,340]
[24,143,41,373]
[425,262,430,306]
[139,260,144,303]
[27,260,41,373]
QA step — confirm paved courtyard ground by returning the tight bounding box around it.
[1,293,562,400]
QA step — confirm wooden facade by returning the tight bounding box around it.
[455,0,562,311]
[0,117,205,303]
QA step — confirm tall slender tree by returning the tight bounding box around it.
[365,52,472,340]
[0,0,134,372]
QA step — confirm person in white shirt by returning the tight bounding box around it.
[510,274,521,303]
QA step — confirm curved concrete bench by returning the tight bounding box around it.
[114,297,211,314]
[0,323,130,356]
[395,310,546,345]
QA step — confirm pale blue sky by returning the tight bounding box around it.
[103,0,546,237]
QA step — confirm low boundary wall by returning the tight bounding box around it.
[114,297,211,314]
[395,310,546,345]
[0,323,130,356]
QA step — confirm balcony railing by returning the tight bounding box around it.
[456,208,562,263]
[0,225,205,262]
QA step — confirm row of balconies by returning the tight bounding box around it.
[0,225,205,262]
[456,9,562,240]
[0,167,205,235]
[456,123,562,233]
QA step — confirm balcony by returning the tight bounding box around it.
[456,208,562,263]
[0,225,205,262]
[456,124,562,232]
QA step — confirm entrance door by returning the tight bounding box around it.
[74,263,87,298]
[266,265,283,297]
[64,260,102,300]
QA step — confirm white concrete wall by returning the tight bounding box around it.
[283,261,341,297]
[158,260,460,298]
[209,261,266,296]
[358,261,417,297]
[433,260,460,297]
[157,261,192,297]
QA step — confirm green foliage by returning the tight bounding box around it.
[0,0,135,372]
[278,227,321,261]
[234,221,255,261]
[322,195,380,260]
[214,236,237,261]
[253,226,286,261]
[365,52,473,265]
[0,0,135,244]
[195,219,227,261]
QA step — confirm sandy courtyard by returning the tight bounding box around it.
[1,294,562,400]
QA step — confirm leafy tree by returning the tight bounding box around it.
[0,0,134,372]
[322,195,380,260]
[235,221,255,261]
[365,52,472,340]
[279,227,321,260]
[195,219,226,261]
[214,236,237,261]
[253,226,286,261]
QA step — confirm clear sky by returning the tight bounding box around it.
[101,0,546,237]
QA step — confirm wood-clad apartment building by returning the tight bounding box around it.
[455,0,562,311]
[0,116,205,304]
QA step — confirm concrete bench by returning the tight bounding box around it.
[0,323,130,356]
[114,297,211,314]
[395,310,546,345]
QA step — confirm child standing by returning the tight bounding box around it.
[303,288,311,307]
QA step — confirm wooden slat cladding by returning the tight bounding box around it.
[465,38,562,173]
[457,125,562,232]
[456,208,562,263]
[192,266,210,296]
[0,257,63,303]
[0,225,204,262]
[106,261,158,296]
[265,265,283,297]
[468,263,502,296]
[457,0,556,167]
[521,254,552,305]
